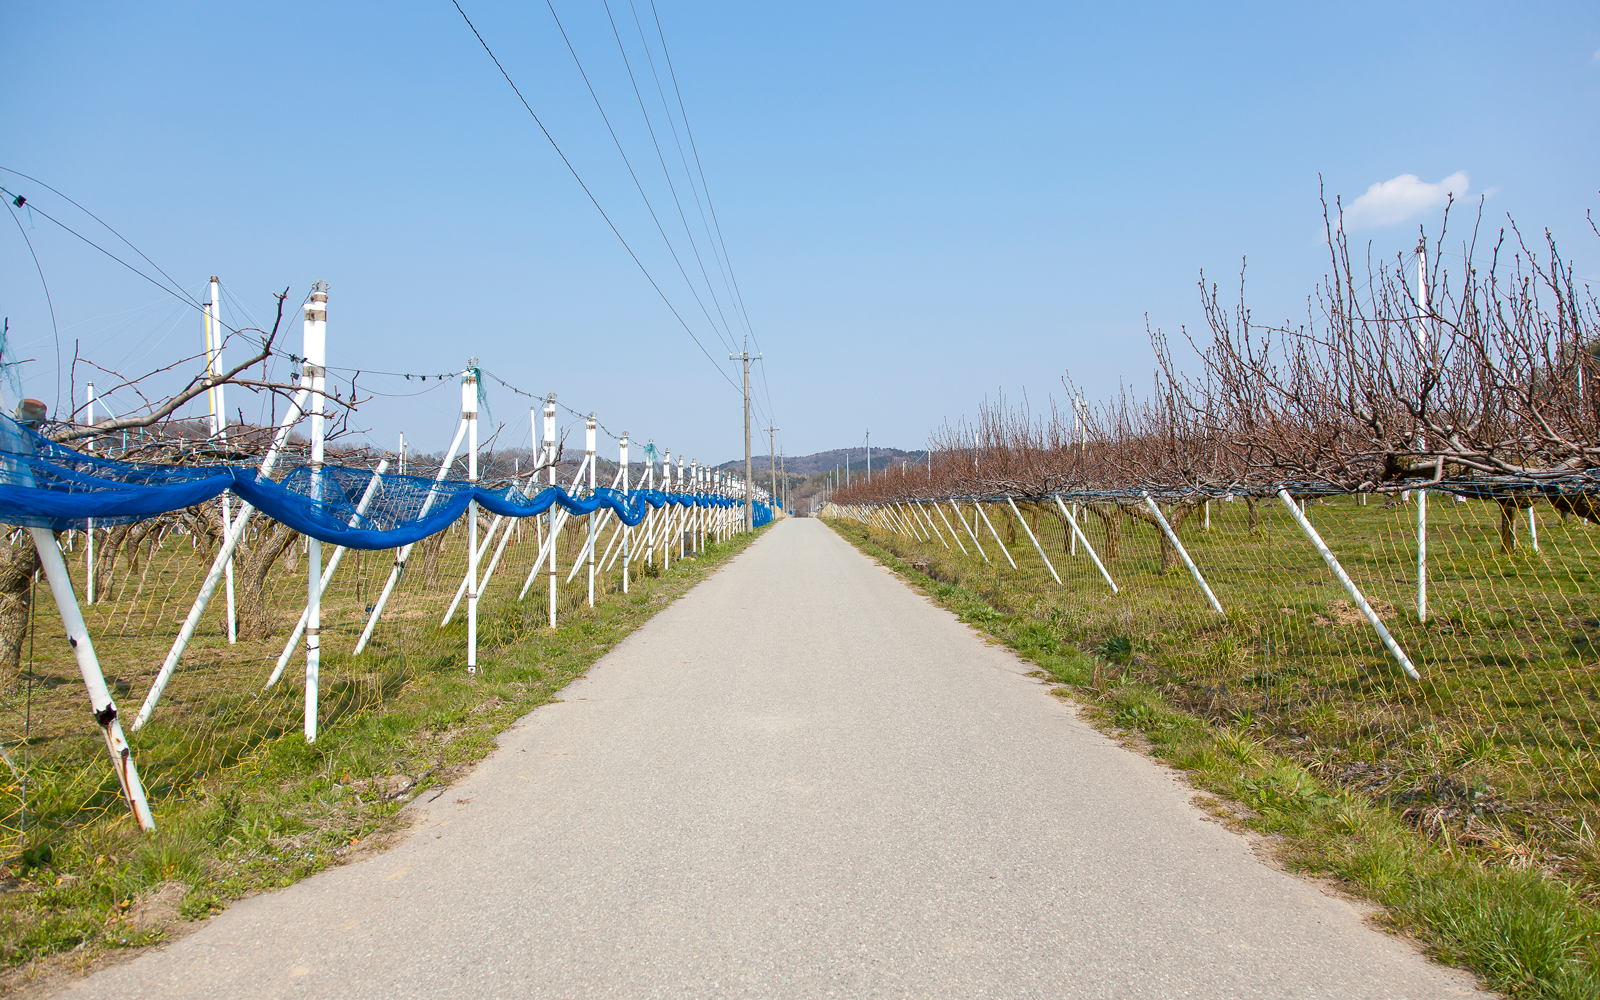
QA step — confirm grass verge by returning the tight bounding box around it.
[826,514,1600,1000]
[0,522,767,993]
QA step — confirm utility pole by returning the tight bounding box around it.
[866,430,871,484]
[765,424,779,508]
[730,345,761,531]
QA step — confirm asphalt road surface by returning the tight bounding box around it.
[62,518,1482,999]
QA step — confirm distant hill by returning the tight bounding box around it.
[714,447,927,478]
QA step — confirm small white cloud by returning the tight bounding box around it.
[1342,171,1469,230]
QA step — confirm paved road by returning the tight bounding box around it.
[64,518,1481,999]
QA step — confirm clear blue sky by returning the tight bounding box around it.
[3,1,1596,464]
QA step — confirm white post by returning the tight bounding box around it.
[974,502,1018,569]
[1277,488,1420,680]
[1053,496,1118,594]
[542,396,557,627]
[207,276,238,645]
[352,414,469,655]
[1007,497,1062,584]
[398,431,406,476]
[30,528,156,830]
[303,282,328,743]
[934,503,969,556]
[268,459,389,686]
[84,380,95,604]
[662,447,672,570]
[465,363,480,672]
[621,433,631,591]
[951,502,988,561]
[918,502,951,549]
[1141,494,1222,614]
[1416,489,1428,623]
[131,386,312,730]
[1529,505,1539,554]
[587,414,597,606]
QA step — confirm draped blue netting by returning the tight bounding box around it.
[0,414,752,549]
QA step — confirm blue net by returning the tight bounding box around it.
[0,413,747,548]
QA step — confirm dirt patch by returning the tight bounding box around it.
[1313,599,1394,628]
[126,881,189,932]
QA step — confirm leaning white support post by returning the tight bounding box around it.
[1141,494,1222,614]
[951,502,987,561]
[303,283,328,743]
[935,503,969,556]
[1053,496,1118,594]
[465,364,480,673]
[132,385,312,731]
[269,459,390,687]
[1278,488,1420,680]
[903,503,931,542]
[30,528,156,831]
[918,502,951,549]
[975,502,1018,569]
[1529,504,1539,554]
[1007,497,1062,585]
[353,414,469,656]
[1416,489,1428,623]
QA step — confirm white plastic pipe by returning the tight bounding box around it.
[1007,497,1061,585]
[31,528,156,830]
[1416,489,1428,623]
[85,381,95,603]
[132,385,311,731]
[304,284,328,742]
[974,502,1018,569]
[950,502,987,561]
[268,459,390,686]
[352,414,470,656]
[1141,494,1222,614]
[545,398,557,628]
[1278,488,1419,680]
[206,277,239,645]
[1053,496,1118,594]
[934,503,969,556]
[466,366,480,673]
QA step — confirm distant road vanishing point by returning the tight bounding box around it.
[64,518,1481,999]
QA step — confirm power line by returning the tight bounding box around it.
[543,0,739,358]
[448,0,740,395]
[640,1,778,440]
[4,199,62,411]
[600,0,743,357]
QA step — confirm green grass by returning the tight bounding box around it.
[827,502,1600,998]
[0,515,765,989]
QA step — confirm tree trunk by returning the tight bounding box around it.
[1087,504,1121,560]
[1550,494,1600,526]
[420,526,449,589]
[1246,498,1261,532]
[0,531,40,690]
[1496,497,1535,554]
[236,521,301,640]
[1128,502,1198,573]
[91,522,134,603]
